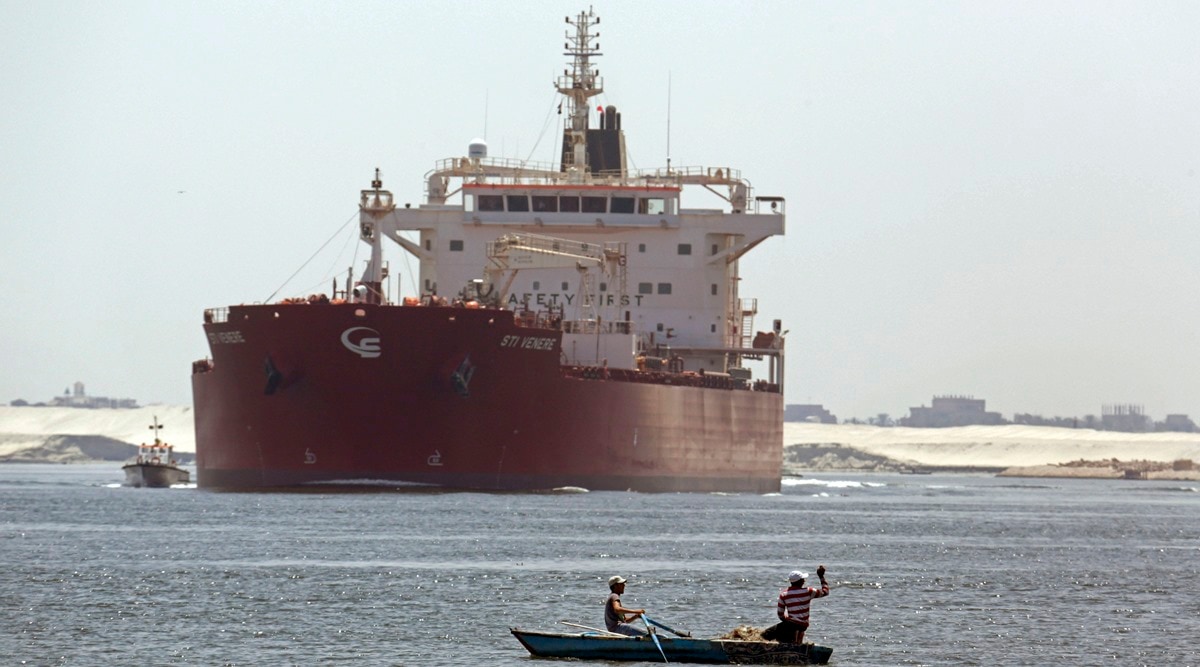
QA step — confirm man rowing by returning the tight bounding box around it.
[604,575,647,636]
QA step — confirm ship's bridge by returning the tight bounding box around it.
[357,168,784,374]
[462,183,681,224]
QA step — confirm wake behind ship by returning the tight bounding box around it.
[191,9,787,492]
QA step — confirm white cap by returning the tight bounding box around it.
[608,575,627,587]
[788,570,808,583]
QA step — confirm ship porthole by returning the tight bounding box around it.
[273,311,280,318]
[355,308,366,317]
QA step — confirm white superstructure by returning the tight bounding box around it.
[356,8,786,387]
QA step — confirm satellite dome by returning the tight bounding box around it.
[468,138,488,159]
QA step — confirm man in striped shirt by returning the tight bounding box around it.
[762,565,829,644]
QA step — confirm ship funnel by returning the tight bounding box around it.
[563,103,625,175]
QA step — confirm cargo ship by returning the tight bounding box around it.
[191,9,787,492]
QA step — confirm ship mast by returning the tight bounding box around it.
[148,416,164,446]
[357,168,395,304]
[556,9,603,183]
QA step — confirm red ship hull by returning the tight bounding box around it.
[192,303,782,493]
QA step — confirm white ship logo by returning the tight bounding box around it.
[427,450,444,466]
[340,327,381,358]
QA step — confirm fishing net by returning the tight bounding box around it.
[719,625,768,641]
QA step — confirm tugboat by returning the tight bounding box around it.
[122,417,190,488]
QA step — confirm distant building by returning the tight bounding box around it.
[1161,414,1197,433]
[1012,413,1083,428]
[784,404,837,424]
[901,395,1005,428]
[48,382,138,409]
[1101,404,1151,433]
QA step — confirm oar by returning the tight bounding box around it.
[641,615,669,663]
[559,620,622,636]
[644,614,692,638]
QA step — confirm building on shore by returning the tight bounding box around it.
[901,395,1005,428]
[1162,414,1198,433]
[784,404,837,424]
[1101,404,1151,433]
[46,382,138,409]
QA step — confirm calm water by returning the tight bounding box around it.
[0,465,1196,666]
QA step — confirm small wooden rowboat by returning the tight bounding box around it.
[510,628,833,665]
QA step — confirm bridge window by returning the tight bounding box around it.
[561,282,569,291]
[599,282,607,292]
[657,283,672,295]
[582,196,606,213]
[532,196,557,212]
[506,195,530,212]
[560,196,580,212]
[711,283,718,295]
[449,240,464,251]
[478,195,503,211]
[637,282,652,295]
[677,243,692,255]
[424,239,431,250]
[711,324,717,333]
[639,198,666,215]
[533,281,540,290]
[711,244,719,255]
[638,243,646,253]
[611,197,635,214]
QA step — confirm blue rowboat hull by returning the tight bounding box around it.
[510,629,833,665]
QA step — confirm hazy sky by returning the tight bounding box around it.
[2,1,1197,421]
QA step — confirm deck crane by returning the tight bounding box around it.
[463,233,627,322]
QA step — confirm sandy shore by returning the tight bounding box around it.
[785,423,1200,480]
[3,408,1199,479]
[995,464,1200,481]
[0,405,195,461]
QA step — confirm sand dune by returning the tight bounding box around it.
[786,422,1200,468]
[0,405,195,456]
[3,407,1198,469]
